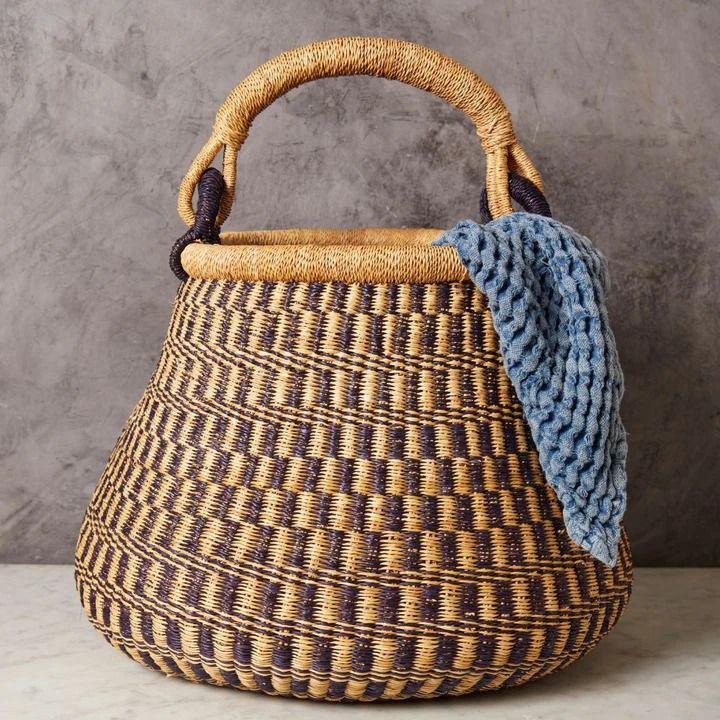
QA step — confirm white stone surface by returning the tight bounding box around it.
[0,566,718,719]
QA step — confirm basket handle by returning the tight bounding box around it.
[178,36,543,226]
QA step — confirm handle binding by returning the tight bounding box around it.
[170,168,224,281]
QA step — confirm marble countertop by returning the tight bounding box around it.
[1,566,718,720]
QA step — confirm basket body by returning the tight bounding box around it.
[76,269,632,701]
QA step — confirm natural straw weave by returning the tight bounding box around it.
[76,37,632,702]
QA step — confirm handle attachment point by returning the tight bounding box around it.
[170,168,225,281]
[479,173,551,223]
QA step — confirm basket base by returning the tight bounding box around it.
[75,551,631,702]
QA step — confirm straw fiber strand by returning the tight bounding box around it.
[76,277,632,700]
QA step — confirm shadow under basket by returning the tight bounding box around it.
[75,37,632,702]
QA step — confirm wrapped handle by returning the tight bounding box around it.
[178,36,543,226]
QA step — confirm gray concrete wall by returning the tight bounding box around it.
[1,0,718,564]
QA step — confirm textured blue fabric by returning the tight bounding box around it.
[435,214,627,566]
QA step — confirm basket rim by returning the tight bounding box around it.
[180,227,469,283]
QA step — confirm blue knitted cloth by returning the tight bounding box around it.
[435,214,627,566]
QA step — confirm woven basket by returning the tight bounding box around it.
[76,36,632,701]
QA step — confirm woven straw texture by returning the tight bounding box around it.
[76,273,632,701]
[77,36,630,701]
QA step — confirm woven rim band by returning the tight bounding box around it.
[178,36,543,227]
[180,228,469,283]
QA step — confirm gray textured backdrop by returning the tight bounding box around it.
[1,0,719,564]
